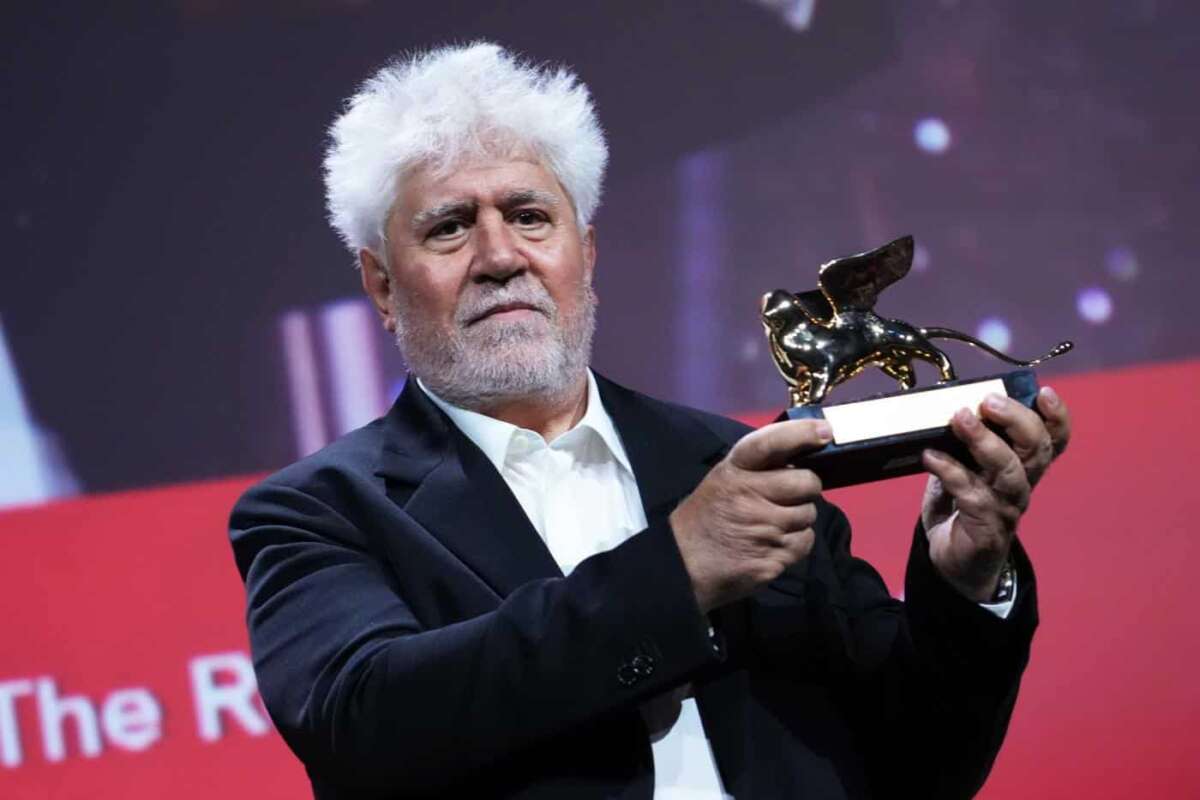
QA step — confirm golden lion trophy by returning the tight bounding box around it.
[761,235,1073,488]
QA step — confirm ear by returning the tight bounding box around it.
[581,224,597,285]
[762,290,790,317]
[359,248,396,332]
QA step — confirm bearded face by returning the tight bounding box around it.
[391,269,596,410]
[364,156,598,412]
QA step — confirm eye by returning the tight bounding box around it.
[511,209,549,228]
[428,218,468,240]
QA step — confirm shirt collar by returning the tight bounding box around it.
[416,370,634,475]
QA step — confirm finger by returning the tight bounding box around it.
[773,526,815,569]
[766,502,818,534]
[729,419,833,471]
[921,474,955,523]
[1036,385,1071,458]
[978,394,1053,483]
[948,408,1029,507]
[745,498,818,538]
[922,448,979,502]
[750,468,823,506]
[921,449,1001,524]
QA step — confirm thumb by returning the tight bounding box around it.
[729,419,833,471]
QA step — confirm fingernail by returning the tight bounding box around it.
[956,408,979,428]
[985,393,1006,412]
[814,420,833,441]
[923,448,944,463]
[1041,386,1059,407]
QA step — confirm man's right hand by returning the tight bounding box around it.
[669,419,832,614]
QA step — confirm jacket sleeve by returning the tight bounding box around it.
[741,501,1038,799]
[229,477,721,793]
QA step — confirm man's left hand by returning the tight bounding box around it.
[920,386,1072,603]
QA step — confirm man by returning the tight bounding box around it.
[230,42,1070,799]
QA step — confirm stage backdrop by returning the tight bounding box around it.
[2,359,1196,798]
[4,1,1200,797]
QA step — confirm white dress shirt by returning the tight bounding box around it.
[418,371,1014,798]
[420,371,732,799]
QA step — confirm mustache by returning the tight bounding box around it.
[456,281,556,326]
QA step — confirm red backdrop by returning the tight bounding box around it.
[2,359,1197,798]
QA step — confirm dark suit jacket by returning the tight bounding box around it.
[229,374,1037,799]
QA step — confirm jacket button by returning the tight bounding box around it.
[631,654,655,678]
[617,663,639,686]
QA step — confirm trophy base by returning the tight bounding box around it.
[780,369,1041,489]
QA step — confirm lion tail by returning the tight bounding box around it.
[921,327,1074,366]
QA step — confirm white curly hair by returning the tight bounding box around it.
[324,41,608,258]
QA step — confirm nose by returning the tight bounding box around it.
[472,212,527,283]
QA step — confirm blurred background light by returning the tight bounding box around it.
[748,0,818,32]
[912,242,932,273]
[1077,287,1114,324]
[914,117,952,154]
[280,310,328,458]
[1105,245,1139,282]
[781,0,817,31]
[739,336,761,363]
[976,316,1013,351]
[0,317,79,508]
[319,299,388,437]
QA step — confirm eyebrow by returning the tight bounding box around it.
[410,200,473,230]
[409,189,561,230]
[498,189,561,211]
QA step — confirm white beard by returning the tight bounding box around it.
[392,275,596,412]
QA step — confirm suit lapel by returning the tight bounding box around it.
[375,380,562,600]
[595,375,730,524]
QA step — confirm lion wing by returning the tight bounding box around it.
[817,235,914,314]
